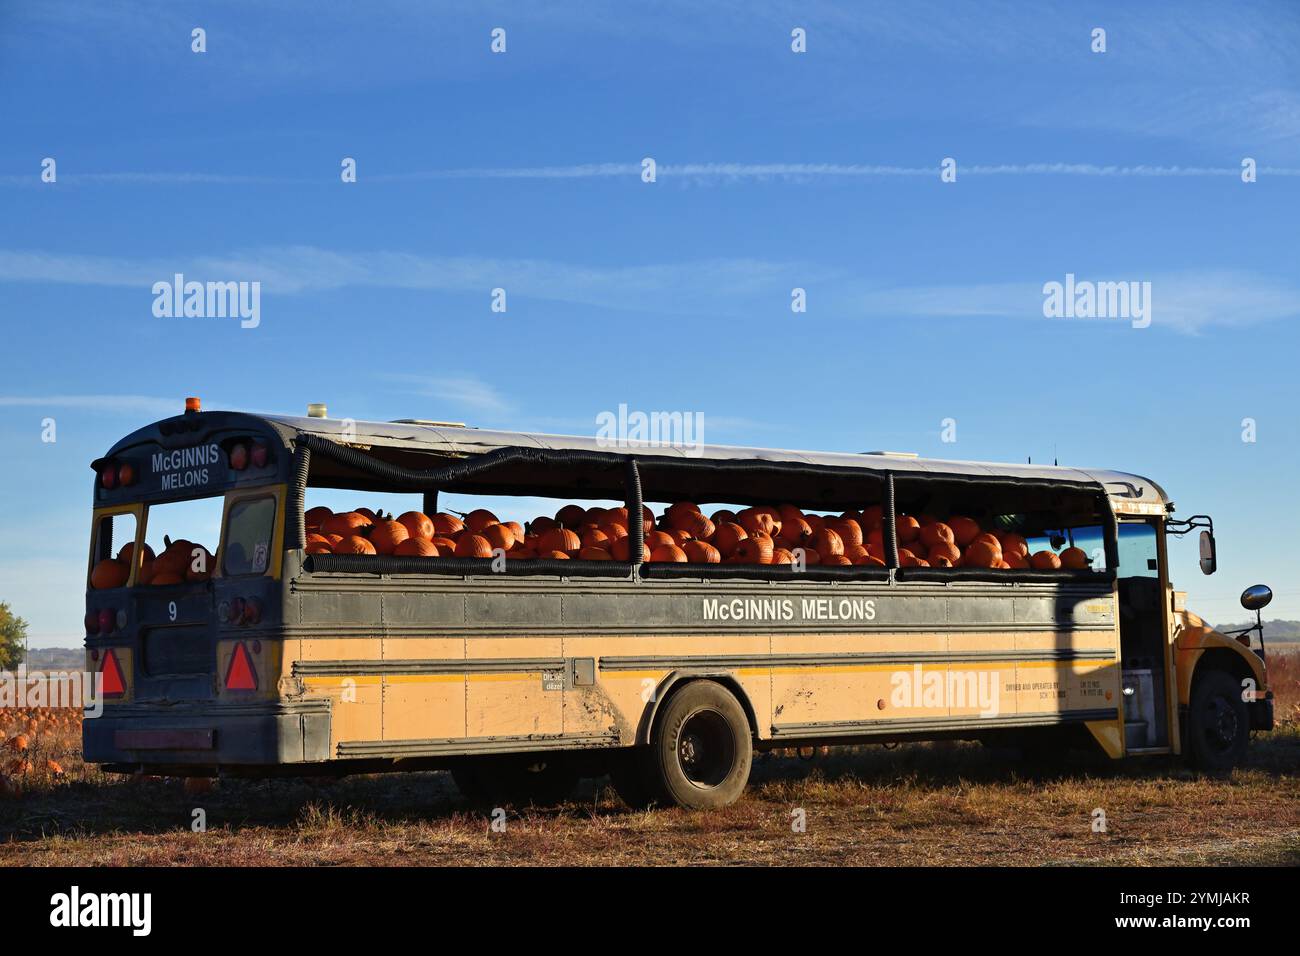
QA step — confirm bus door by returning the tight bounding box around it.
[1115,519,1171,751]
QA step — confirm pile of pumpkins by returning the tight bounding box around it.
[89,538,216,590]
[301,502,1091,570]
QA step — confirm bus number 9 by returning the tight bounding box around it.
[168,601,177,622]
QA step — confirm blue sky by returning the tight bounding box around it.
[1,1,1298,644]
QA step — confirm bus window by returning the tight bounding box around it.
[89,511,139,587]
[1116,522,1159,579]
[224,496,277,576]
[1024,525,1109,570]
[142,497,223,584]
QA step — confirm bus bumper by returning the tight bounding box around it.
[83,699,332,767]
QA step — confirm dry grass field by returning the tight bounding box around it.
[2,647,1297,867]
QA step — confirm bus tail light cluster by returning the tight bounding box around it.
[86,608,124,635]
[221,596,262,626]
[98,459,137,489]
[228,439,270,471]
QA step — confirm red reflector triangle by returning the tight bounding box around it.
[225,642,258,691]
[100,649,126,697]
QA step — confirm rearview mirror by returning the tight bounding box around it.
[1198,529,1217,575]
[1240,584,1272,612]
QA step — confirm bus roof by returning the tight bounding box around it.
[101,410,1171,513]
[250,413,1170,513]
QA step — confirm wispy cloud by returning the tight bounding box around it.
[383,374,513,415]
[0,394,181,416]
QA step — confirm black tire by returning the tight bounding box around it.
[1186,668,1249,775]
[605,747,663,810]
[451,754,580,807]
[650,681,752,809]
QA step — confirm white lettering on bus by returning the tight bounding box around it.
[702,597,875,623]
[150,443,220,489]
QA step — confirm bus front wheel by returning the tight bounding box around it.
[650,680,753,810]
[1185,668,1249,776]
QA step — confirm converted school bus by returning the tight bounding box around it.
[83,403,1273,808]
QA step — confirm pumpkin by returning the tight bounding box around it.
[538,528,581,555]
[995,532,1029,559]
[355,507,377,520]
[895,515,921,544]
[433,513,465,537]
[821,554,852,566]
[683,540,721,563]
[369,519,410,555]
[304,506,333,530]
[670,509,715,540]
[928,542,962,565]
[322,512,372,536]
[90,559,129,590]
[1060,547,1090,569]
[962,539,1001,568]
[529,515,558,536]
[503,521,525,541]
[116,542,155,565]
[710,509,738,527]
[137,558,155,585]
[779,516,813,548]
[454,534,494,558]
[463,509,499,533]
[713,522,748,557]
[396,511,434,541]
[600,522,629,543]
[734,534,774,565]
[738,508,780,538]
[555,504,586,529]
[919,522,955,549]
[649,543,688,563]
[771,548,794,565]
[306,533,331,546]
[844,544,869,563]
[1004,551,1029,569]
[578,546,612,561]
[582,528,611,550]
[947,516,981,547]
[811,528,844,557]
[305,543,333,554]
[150,571,185,586]
[334,535,377,555]
[430,536,459,552]
[861,554,887,567]
[828,518,863,549]
[898,548,923,567]
[798,547,822,566]
[481,523,516,552]
[540,550,570,560]
[645,530,676,550]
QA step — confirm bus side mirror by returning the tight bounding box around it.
[1240,584,1272,611]
[1198,530,1217,575]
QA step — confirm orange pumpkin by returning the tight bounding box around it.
[481,523,516,552]
[734,534,774,565]
[712,522,748,557]
[1004,551,1029,569]
[779,516,813,549]
[555,504,587,529]
[454,534,494,558]
[433,513,465,537]
[322,512,372,536]
[609,537,649,562]
[334,535,377,555]
[962,539,1001,568]
[116,542,155,565]
[90,559,129,590]
[305,543,333,554]
[369,519,410,555]
[649,543,688,563]
[430,536,458,552]
[541,550,570,560]
[859,505,884,531]
[150,571,185,586]
[947,516,981,547]
[396,511,435,541]
[355,507,377,520]
[919,522,955,549]
[304,506,333,530]
[394,538,439,557]
[538,528,581,555]
[895,515,921,544]
[1060,547,1090,569]
[710,509,738,527]
[683,540,721,564]
[462,509,498,533]
[928,542,962,565]
[828,519,864,550]
[771,548,794,565]
[821,554,852,566]
[811,528,844,557]
[738,508,780,538]
[995,532,1030,559]
[670,509,715,540]
[579,546,612,561]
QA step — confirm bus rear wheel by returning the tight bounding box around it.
[1186,668,1249,776]
[650,681,752,810]
[450,754,580,807]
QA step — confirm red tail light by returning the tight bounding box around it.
[100,466,117,489]
[229,443,249,470]
[97,608,115,635]
[100,649,126,698]
[117,462,136,486]
[250,442,269,468]
[224,642,258,691]
[242,598,262,625]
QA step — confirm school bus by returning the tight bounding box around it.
[83,400,1274,808]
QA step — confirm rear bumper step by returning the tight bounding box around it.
[85,699,331,765]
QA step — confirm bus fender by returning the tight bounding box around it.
[636,670,761,746]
